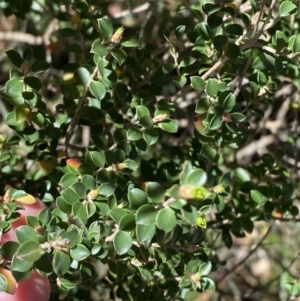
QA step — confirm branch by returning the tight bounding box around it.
[65,67,98,153]
[0,31,43,44]
[216,224,273,284]
[0,19,58,45]
[109,2,150,19]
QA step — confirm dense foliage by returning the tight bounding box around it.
[0,0,300,300]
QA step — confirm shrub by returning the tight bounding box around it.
[0,0,300,300]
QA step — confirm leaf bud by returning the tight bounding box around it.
[87,189,99,200]
[153,114,167,123]
[169,30,177,45]
[111,26,124,43]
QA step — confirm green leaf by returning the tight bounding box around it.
[91,39,109,56]
[14,104,30,123]
[7,78,23,93]
[114,128,127,143]
[206,79,219,97]
[74,67,90,86]
[225,24,243,36]
[207,13,222,29]
[231,112,246,122]
[136,224,155,246]
[113,231,132,255]
[136,204,157,225]
[60,83,80,99]
[183,168,207,186]
[202,3,220,15]
[72,201,88,225]
[16,241,41,262]
[0,274,8,293]
[108,208,127,223]
[223,92,236,112]
[143,129,159,145]
[136,105,150,118]
[173,75,187,88]
[23,127,39,143]
[163,63,176,74]
[15,226,38,244]
[123,159,138,171]
[279,1,297,16]
[127,127,143,141]
[156,208,176,232]
[179,57,196,68]
[195,98,210,114]
[6,50,24,68]
[59,28,77,37]
[292,34,300,53]
[199,262,212,276]
[11,254,33,272]
[61,182,86,204]
[122,38,140,47]
[38,208,52,226]
[59,173,78,189]
[128,188,148,208]
[158,119,178,133]
[99,182,115,197]
[139,115,153,129]
[191,76,205,91]
[111,48,127,65]
[53,250,71,276]
[213,35,228,50]
[24,76,43,91]
[31,60,50,73]
[250,190,265,205]
[275,30,287,53]
[119,214,136,231]
[97,18,113,36]
[70,244,91,261]
[201,143,218,161]
[146,182,165,204]
[234,167,250,183]
[225,43,240,59]
[23,46,33,61]
[209,115,222,130]
[201,276,215,290]
[85,151,105,167]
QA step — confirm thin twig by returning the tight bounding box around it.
[65,67,98,154]
[216,225,273,284]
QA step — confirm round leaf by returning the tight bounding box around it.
[184,169,207,186]
[155,208,176,232]
[113,231,132,255]
[97,18,113,36]
[74,67,90,86]
[128,188,148,208]
[191,76,205,91]
[225,43,240,60]
[279,1,297,16]
[158,119,178,133]
[136,224,155,246]
[136,204,157,225]
[89,81,106,100]
[16,241,42,262]
[53,250,71,276]
[70,244,91,261]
